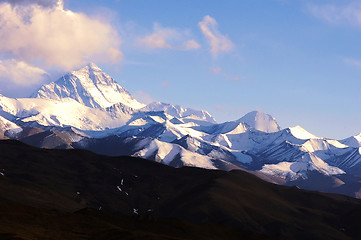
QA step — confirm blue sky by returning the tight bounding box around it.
[1,0,361,139]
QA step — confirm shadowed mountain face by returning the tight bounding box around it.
[1,140,361,240]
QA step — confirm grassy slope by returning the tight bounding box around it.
[0,140,361,239]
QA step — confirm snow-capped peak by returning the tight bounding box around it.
[238,111,281,133]
[31,63,145,109]
[87,62,102,71]
[289,125,318,140]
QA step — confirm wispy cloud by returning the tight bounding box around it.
[343,57,361,68]
[308,2,361,26]
[198,15,234,58]
[209,67,240,82]
[136,23,201,50]
[214,105,225,111]
[184,40,201,50]
[162,80,170,88]
[0,0,123,71]
[209,67,222,74]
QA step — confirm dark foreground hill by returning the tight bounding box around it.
[0,140,361,240]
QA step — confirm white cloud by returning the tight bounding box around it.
[209,67,240,82]
[0,1,123,71]
[137,23,200,50]
[0,59,48,86]
[308,2,361,26]
[198,15,234,58]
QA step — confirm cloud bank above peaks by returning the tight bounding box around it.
[0,0,123,71]
[0,59,49,97]
[0,59,48,86]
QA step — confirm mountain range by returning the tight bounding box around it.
[1,63,361,198]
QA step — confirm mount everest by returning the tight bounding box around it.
[1,63,361,197]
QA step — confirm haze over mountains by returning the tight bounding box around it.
[1,63,361,198]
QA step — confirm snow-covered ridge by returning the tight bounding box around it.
[260,153,345,181]
[1,63,361,181]
[133,138,217,169]
[142,102,216,126]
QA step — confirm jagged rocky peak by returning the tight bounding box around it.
[31,63,145,110]
[238,110,281,133]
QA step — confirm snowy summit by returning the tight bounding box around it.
[32,63,145,109]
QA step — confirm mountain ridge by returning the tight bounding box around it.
[1,63,361,198]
